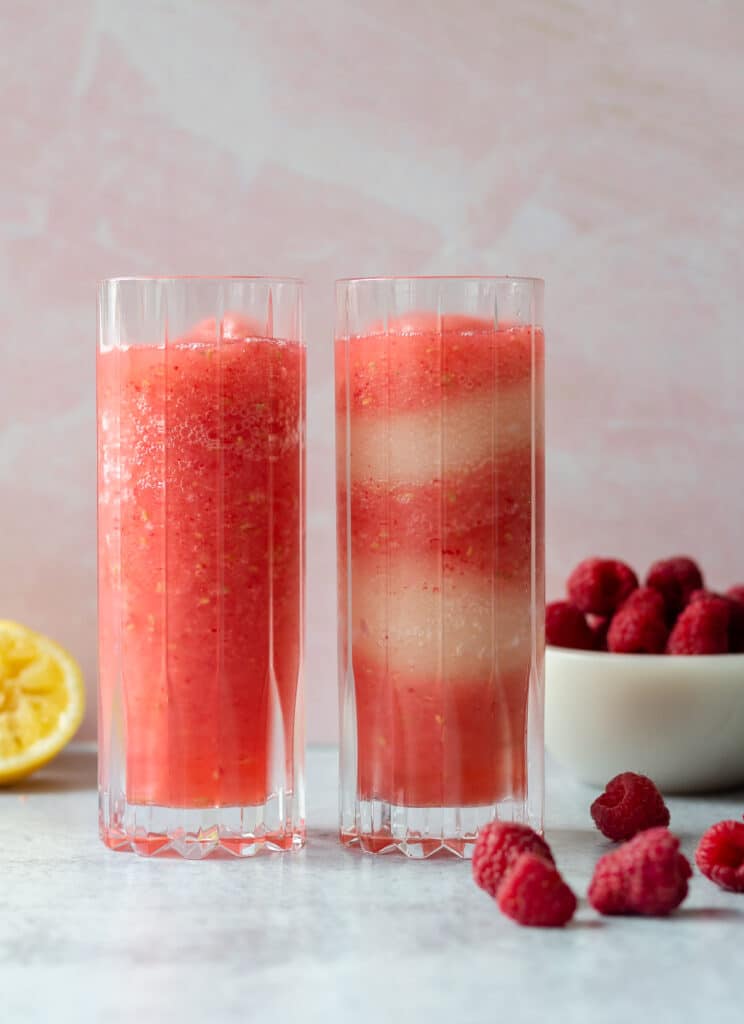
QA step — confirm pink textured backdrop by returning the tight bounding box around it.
[1,1,742,742]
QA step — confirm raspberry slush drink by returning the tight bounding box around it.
[97,278,305,858]
[98,336,302,806]
[336,278,545,856]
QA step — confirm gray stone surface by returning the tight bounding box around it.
[2,745,742,1023]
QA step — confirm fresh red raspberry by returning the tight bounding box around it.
[590,772,670,841]
[667,592,730,654]
[607,588,668,654]
[621,586,667,617]
[690,588,744,653]
[567,558,638,615]
[472,822,554,898]
[695,819,744,892]
[725,587,744,653]
[585,848,627,914]
[546,601,595,650]
[497,853,577,927]
[588,828,691,916]
[645,556,704,620]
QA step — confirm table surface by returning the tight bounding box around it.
[2,744,743,1024]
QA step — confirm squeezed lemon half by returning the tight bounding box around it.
[0,620,85,785]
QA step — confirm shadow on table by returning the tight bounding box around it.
[0,746,97,795]
[674,906,744,923]
[568,918,605,931]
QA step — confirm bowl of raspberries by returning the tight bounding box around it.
[545,556,744,793]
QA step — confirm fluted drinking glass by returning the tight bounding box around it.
[336,277,544,857]
[98,277,305,857]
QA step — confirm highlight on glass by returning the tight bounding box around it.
[335,276,545,857]
[97,277,306,857]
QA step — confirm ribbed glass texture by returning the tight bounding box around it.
[335,277,545,857]
[97,277,305,857]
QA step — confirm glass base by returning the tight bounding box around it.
[340,797,540,859]
[99,790,305,859]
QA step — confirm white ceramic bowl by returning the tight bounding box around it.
[545,646,744,793]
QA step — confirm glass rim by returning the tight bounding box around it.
[336,274,544,286]
[99,275,304,286]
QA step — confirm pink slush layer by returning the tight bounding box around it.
[337,317,543,808]
[98,332,304,808]
[337,316,543,414]
[352,655,530,808]
[343,450,538,580]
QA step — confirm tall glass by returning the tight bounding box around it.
[336,277,544,857]
[97,277,305,857]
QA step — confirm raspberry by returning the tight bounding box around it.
[586,848,628,914]
[695,819,744,892]
[691,589,744,653]
[588,828,691,916]
[567,558,638,615]
[646,556,704,620]
[725,587,744,653]
[497,853,577,927]
[472,822,554,898]
[545,601,595,650]
[607,588,668,654]
[591,772,670,841]
[650,557,705,610]
[621,586,667,617]
[667,592,730,654]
